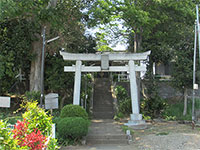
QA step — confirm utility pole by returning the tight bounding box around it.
[40,27,46,108]
[192,20,197,122]
[40,27,59,107]
[192,5,200,122]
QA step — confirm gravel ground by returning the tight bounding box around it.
[133,121,200,150]
[62,121,200,150]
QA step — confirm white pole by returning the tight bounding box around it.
[196,5,200,63]
[73,60,82,105]
[129,60,139,114]
[192,21,197,121]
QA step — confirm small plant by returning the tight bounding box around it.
[60,104,88,120]
[142,114,151,120]
[47,137,60,150]
[114,112,125,121]
[156,132,169,136]
[121,125,134,135]
[165,115,176,121]
[57,117,89,141]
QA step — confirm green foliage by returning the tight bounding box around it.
[171,25,195,90]
[57,117,89,140]
[4,116,23,125]
[81,73,93,115]
[163,98,200,121]
[0,0,96,96]
[0,120,17,150]
[25,91,41,101]
[115,85,129,102]
[47,137,60,150]
[60,104,88,120]
[0,19,34,94]
[118,98,132,115]
[22,101,53,136]
[115,85,131,116]
[141,96,167,118]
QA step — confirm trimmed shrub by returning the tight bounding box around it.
[60,104,88,120]
[57,117,89,140]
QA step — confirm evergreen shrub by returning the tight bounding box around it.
[60,104,88,120]
[57,117,89,140]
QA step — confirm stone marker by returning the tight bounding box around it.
[0,96,10,108]
[45,93,58,109]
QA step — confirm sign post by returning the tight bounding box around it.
[0,96,11,108]
[45,93,58,114]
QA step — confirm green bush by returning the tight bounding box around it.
[60,104,88,120]
[57,117,89,140]
[141,96,167,118]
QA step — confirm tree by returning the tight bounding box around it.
[0,0,94,92]
[171,25,195,116]
[0,19,35,94]
[88,0,196,116]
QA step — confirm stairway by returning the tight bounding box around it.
[86,78,128,145]
[92,78,114,119]
[86,119,128,145]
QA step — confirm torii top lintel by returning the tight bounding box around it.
[60,51,151,61]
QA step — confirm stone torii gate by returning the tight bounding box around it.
[60,51,151,125]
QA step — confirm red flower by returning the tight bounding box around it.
[13,119,47,149]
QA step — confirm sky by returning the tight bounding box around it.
[85,23,128,51]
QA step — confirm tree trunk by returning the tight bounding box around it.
[60,93,68,109]
[30,33,43,91]
[134,33,137,53]
[183,88,188,116]
[30,0,58,91]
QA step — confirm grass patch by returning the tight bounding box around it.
[163,98,200,121]
[156,132,169,136]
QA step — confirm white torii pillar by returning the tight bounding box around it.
[125,60,145,126]
[73,60,82,105]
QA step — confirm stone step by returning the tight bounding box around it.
[93,106,113,111]
[93,112,114,119]
[93,93,112,98]
[87,138,128,145]
[93,102,113,106]
[87,134,126,140]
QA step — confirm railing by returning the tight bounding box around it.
[118,73,129,82]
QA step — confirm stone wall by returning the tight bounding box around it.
[116,80,200,100]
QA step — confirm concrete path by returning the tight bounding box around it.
[61,121,200,150]
[61,144,135,150]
